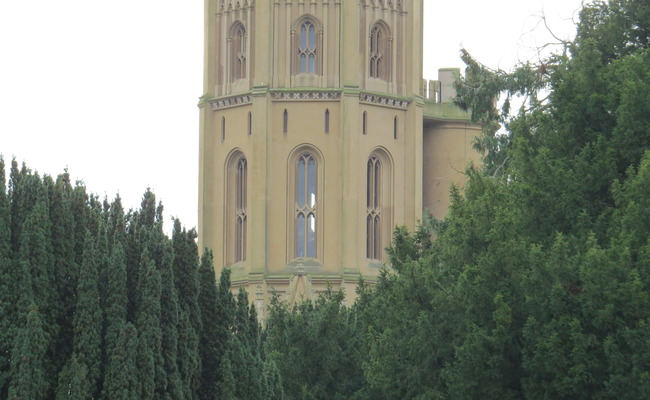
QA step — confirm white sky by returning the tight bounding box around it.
[0,0,583,234]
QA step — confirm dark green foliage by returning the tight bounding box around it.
[56,232,103,399]
[197,249,221,400]
[160,242,186,400]
[0,162,267,400]
[102,323,139,400]
[264,288,366,400]
[136,248,164,400]
[8,305,49,400]
[0,157,12,397]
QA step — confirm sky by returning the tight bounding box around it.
[0,0,584,235]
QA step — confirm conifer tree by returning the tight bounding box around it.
[102,322,139,400]
[135,246,164,400]
[56,232,102,399]
[8,304,49,400]
[0,157,12,398]
[172,219,201,397]
[262,359,284,400]
[49,172,80,378]
[197,249,221,400]
[160,241,185,400]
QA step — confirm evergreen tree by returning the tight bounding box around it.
[0,157,12,398]
[49,172,80,381]
[135,246,164,400]
[172,219,201,398]
[8,304,49,400]
[102,323,139,400]
[262,359,284,400]
[197,249,221,400]
[56,232,102,399]
[160,241,185,400]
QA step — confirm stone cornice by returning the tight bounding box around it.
[270,90,341,101]
[209,93,252,110]
[359,92,410,109]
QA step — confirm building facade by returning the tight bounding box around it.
[198,0,480,316]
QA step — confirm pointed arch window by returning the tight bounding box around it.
[231,23,247,81]
[295,153,317,258]
[226,153,247,264]
[366,156,382,259]
[369,23,390,81]
[366,151,392,261]
[299,20,317,73]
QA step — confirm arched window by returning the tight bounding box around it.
[293,16,322,76]
[221,117,226,142]
[230,23,247,81]
[299,20,317,73]
[369,23,390,81]
[366,156,381,259]
[295,153,318,258]
[234,157,247,262]
[247,111,252,135]
[226,152,247,264]
[366,150,392,261]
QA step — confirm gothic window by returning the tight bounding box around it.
[221,117,226,141]
[369,23,390,81]
[299,20,317,73]
[234,157,247,262]
[226,152,247,264]
[231,23,247,81]
[295,153,317,258]
[366,156,382,259]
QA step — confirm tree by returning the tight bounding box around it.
[56,232,102,399]
[197,249,222,400]
[8,305,49,400]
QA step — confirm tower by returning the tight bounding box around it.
[198,0,480,314]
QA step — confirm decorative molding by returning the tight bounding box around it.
[360,0,402,11]
[219,0,254,11]
[359,93,410,109]
[210,94,252,110]
[271,91,341,101]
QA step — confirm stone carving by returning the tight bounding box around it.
[219,0,254,11]
[210,94,252,110]
[359,93,409,109]
[271,91,341,101]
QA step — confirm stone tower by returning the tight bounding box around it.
[198,0,479,315]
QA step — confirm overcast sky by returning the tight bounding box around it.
[0,0,584,234]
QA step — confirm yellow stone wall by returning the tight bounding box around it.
[198,0,477,314]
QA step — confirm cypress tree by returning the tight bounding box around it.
[56,232,102,399]
[172,219,201,397]
[177,306,200,400]
[135,246,164,400]
[262,359,285,400]
[172,219,201,332]
[160,241,185,400]
[0,157,12,398]
[49,172,79,379]
[16,187,59,396]
[102,322,139,400]
[197,249,220,400]
[8,304,49,400]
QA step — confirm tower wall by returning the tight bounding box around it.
[199,0,438,313]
